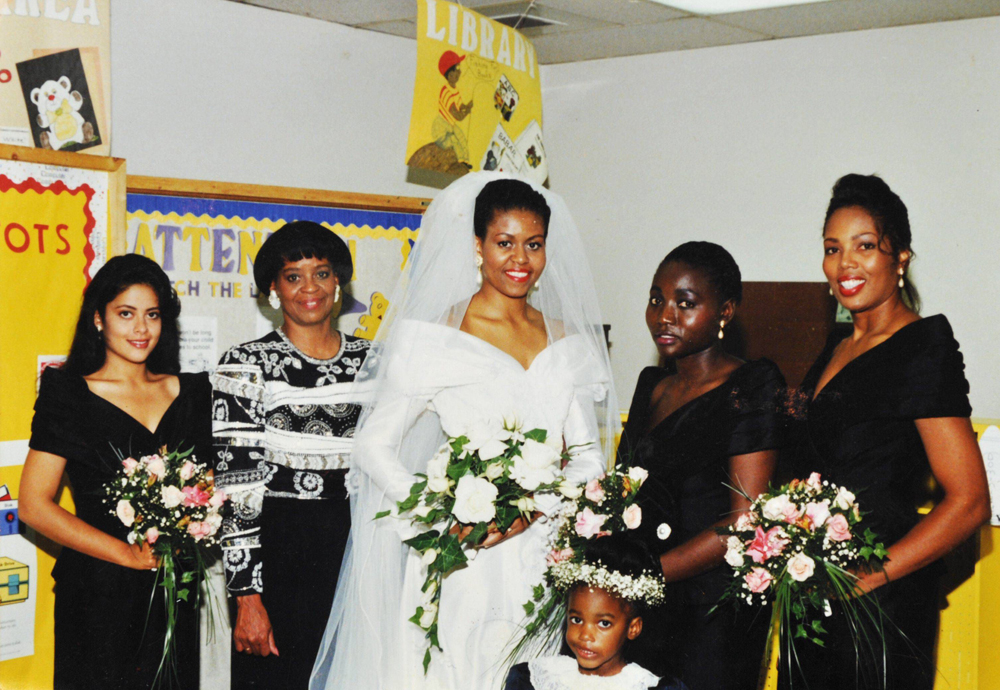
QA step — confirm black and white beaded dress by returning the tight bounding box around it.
[211,329,371,690]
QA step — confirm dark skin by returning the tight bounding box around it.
[644,261,776,582]
[817,206,989,593]
[235,256,344,657]
[445,66,473,120]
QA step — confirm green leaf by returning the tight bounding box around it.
[409,479,428,496]
[523,428,547,442]
[810,619,827,634]
[397,493,420,512]
[177,588,189,602]
[404,530,442,552]
[374,510,391,520]
[446,455,472,480]
[180,570,196,584]
[533,583,545,601]
[463,522,489,546]
[523,601,535,616]
[423,649,432,674]
[434,534,468,574]
[408,606,424,626]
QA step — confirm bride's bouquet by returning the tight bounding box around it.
[377,416,577,672]
[716,473,889,680]
[104,446,226,688]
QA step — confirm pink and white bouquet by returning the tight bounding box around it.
[717,473,889,675]
[105,446,226,687]
[513,463,656,656]
[377,416,575,672]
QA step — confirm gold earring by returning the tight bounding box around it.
[717,320,725,340]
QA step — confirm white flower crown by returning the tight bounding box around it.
[550,559,667,607]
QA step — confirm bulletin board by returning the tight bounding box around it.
[125,176,430,369]
[0,144,125,684]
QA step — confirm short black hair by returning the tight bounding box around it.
[252,220,353,293]
[473,179,551,240]
[657,241,743,305]
[63,254,181,376]
[824,173,919,310]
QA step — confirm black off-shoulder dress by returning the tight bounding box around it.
[781,315,972,690]
[28,367,212,690]
[618,359,787,690]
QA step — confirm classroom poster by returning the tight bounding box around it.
[406,0,547,184]
[126,195,423,364]
[0,0,111,154]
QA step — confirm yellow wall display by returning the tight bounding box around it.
[406,0,547,183]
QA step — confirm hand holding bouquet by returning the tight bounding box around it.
[105,446,226,687]
[378,416,576,672]
[717,473,889,680]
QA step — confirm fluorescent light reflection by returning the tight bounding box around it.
[646,0,833,15]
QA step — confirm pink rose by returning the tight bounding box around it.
[546,548,575,567]
[145,527,160,544]
[745,567,773,593]
[187,521,213,542]
[145,456,166,480]
[745,526,789,564]
[115,500,135,527]
[182,485,212,508]
[574,507,608,539]
[804,502,831,531]
[762,494,804,524]
[122,457,139,477]
[734,513,755,531]
[179,461,197,481]
[584,478,605,505]
[826,513,852,542]
[209,489,227,509]
[622,504,642,530]
[806,472,823,489]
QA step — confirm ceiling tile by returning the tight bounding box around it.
[237,0,417,25]
[532,16,769,63]
[713,0,1000,38]
[357,19,418,39]
[536,0,690,25]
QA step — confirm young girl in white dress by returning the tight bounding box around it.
[310,173,620,689]
[504,535,684,690]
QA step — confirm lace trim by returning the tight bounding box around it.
[265,449,351,470]
[527,657,660,690]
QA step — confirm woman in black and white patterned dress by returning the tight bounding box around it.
[211,221,372,690]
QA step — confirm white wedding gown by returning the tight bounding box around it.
[353,320,609,689]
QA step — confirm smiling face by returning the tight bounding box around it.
[823,206,908,314]
[565,585,642,677]
[95,284,162,366]
[475,208,547,299]
[646,261,734,360]
[271,256,340,328]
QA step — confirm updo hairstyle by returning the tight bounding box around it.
[658,241,743,306]
[473,179,551,240]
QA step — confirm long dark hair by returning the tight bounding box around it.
[63,255,181,376]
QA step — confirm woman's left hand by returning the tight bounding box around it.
[480,512,542,548]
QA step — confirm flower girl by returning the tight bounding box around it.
[504,534,684,690]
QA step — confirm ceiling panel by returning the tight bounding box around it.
[537,0,690,25]
[358,18,418,39]
[532,16,769,63]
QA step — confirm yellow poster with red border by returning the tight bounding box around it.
[406,0,546,183]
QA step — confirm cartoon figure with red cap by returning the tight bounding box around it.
[432,50,474,167]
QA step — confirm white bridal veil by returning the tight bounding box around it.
[309,172,619,689]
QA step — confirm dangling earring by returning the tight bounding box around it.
[475,254,483,287]
[268,289,281,309]
[897,266,905,289]
[717,320,725,340]
[829,287,834,296]
[96,324,103,340]
[334,284,341,302]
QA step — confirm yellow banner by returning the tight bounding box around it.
[406,0,546,183]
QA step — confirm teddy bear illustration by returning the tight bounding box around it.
[30,76,94,150]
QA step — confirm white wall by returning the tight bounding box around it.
[111,0,428,197]
[542,17,1000,417]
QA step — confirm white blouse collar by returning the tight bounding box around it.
[527,656,660,690]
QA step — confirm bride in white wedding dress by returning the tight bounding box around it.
[310,173,619,690]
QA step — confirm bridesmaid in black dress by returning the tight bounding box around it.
[782,174,990,690]
[618,242,785,690]
[19,254,210,689]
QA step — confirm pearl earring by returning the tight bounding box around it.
[717,320,725,340]
[897,266,905,289]
[829,287,834,296]
[475,254,483,287]
[268,289,281,310]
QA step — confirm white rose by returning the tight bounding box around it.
[452,475,498,524]
[787,552,817,582]
[656,523,672,540]
[427,475,452,494]
[558,481,583,500]
[414,503,433,518]
[116,500,136,527]
[543,431,563,454]
[127,531,137,545]
[426,447,450,480]
[464,418,505,452]
[622,504,642,530]
[627,466,649,485]
[833,487,856,511]
[484,462,505,481]
[419,602,437,629]
[510,439,561,491]
[421,549,438,566]
[161,485,185,509]
[514,496,536,513]
[725,547,745,568]
[762,494,795,522]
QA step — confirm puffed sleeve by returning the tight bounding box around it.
[211,346,268,595]
[503,662,534,690]
[892,316,972,420]
[726,359,788,457]
[29,367,89,460]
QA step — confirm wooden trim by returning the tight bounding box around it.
[0,144,125,173]
[127,175,431,214]
[107,160,128,256]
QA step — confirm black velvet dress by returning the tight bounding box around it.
[617,359,787,690]
[28,367,212,690]
[780,315,972,690]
